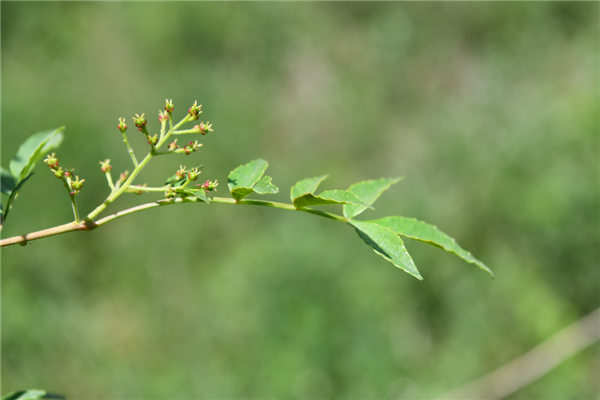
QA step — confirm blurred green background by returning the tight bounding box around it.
[2,2,598,399]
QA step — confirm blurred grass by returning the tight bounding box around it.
[1,2,598,399]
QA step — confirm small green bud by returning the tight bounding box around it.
[148,134,159,146]
[99,159,112,173]
[194,122,213,135]
[175,165,188,180]
[187,167,201,181]
[165,187,177,199]
[165,99,174,113]
[133,113,148,133]
[53,167,65,178]
[159,110,169,123]
[44,153,59,169]
[118,117,128,133]
[168,139,178,151]
[188,101,202,120]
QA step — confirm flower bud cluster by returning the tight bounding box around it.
[168,139,179,151]
[70,176,85,195]
[187,167,201,181]
[148,134,159,146]
[175,165,188,180]
[44,153,70,181]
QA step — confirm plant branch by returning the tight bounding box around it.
[0,197,348,248]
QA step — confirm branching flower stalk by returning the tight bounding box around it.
[0,98,494,281]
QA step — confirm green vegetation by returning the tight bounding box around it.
[2,2,598,399]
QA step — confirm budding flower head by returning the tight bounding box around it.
[165,99,174,113]
[64,166,75,178]
[158,110,169,123]
[193,122,213,135]
[175,165,188,180]
[168,139,178,151]
[187,167,201,181]
[133,113,147,132]
[99,159,112,173]
[44,153,59,169]
[188,101,202,120]
[118,117,128,133]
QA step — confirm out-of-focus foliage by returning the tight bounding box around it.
[1,2,598,399]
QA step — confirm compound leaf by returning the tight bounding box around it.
[293,190,373,209]
[344,177,402,219]
[228,159,270,200]
[1,167,16,195]
[290,175,328,201]
[350,220,422,280]
[9,127,64,183]
[370,216,493,277]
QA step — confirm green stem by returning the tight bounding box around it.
[105,171,115,191]
[0,197,348,247]
[121,131,138,167]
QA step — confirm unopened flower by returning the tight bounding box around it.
[159,110,169,123]
[118,117,128,133]
[193,122,213,135]
[199,179,219,192]
[133,113,148,133]
[183,140,202,155]
[70,176,85,195]
[175,165,188,180]
[99,159,112,173]
[119,170,129,183]
[187,167,201,181]
[44,153,59,169]
[53,167,65,179]
[188,101,202,120]
[165,99,174,113]
[165,187,177,199]
[168,139,179,151]
[148,134,159,146]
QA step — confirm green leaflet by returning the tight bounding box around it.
[9,127,64,182]
[1,167,16,195]
[293,190,373,209]
[253,176,278,195]
[1,390,64,400]
[344,177,402,219]
[194,189,210,203]
[228,159,279,200]
[370,216,493,278]
[350,220,422,280]
[290,175,328,201]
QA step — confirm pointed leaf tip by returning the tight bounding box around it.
[370,216,493,278]
[350,220,423,280]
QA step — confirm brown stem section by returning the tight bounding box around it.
[0,220,93,247]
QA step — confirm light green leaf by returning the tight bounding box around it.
[350,220,422,280]
[9,127,65,182]
[344,177,402,219]
[1,390,62,400]
[290,175,328,201]
[1,167,16,195]
[194,189,210,203]
[228,159,278,200]
[228,159,268,191]
[293,189,373,209]
[253,176,279,194]
[370,216,493,277]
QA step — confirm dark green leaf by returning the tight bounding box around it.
[350,220,422,280]
[9,127,64,182]
[253,176,279,195]
[290,175,328,201]
[293,190,373,209]
[370,216,493,277]
[344,177,402,219]
[1,167,16,195]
